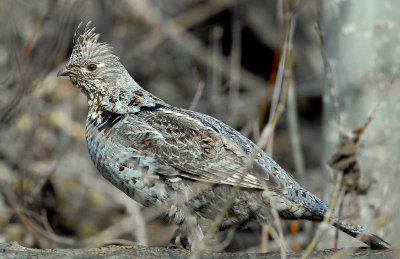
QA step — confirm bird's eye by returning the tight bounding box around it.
[87,64,97,71]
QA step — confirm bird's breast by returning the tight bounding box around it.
[85,110,170,207]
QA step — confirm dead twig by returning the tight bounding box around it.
[315,0,341,129]
[301,172,344,259]
[188,68,205,111]
[227,7,242,125]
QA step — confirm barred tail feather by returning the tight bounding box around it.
[332,219,391,249]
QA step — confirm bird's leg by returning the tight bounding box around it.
[167,228,181,249]
[180,236,191,250]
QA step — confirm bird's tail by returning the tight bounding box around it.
[332,218,391,249]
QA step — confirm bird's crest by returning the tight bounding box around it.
[73,21,99,47]
[70,21,115,63]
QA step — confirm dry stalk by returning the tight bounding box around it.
[315,0,341,129]
[257,30,284,133]
[257,1,298,152]
[284,9,305,185]
[188,68,205,111]
[208,26,223,115]
[300,172,344,259]
[352,69,400,143]
[227,8,242,125]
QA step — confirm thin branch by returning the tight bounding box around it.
[316,0,341,128]
[208,26,224,115]
[188,68,205,111]
[285,17,305,184]
[257,1,298,152]
[353,69,400,143]
[227,8,242,125]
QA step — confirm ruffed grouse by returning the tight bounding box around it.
[57,22,390,250]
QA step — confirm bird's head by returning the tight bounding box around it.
[58,22,124,100]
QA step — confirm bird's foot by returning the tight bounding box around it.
[167,239,179,249]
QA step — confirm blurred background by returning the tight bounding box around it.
[0,0,398,253]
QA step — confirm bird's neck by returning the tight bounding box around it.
[87,82,167,116]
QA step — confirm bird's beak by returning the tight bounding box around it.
[57,68,71,77]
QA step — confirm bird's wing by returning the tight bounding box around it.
[121,107,286,192]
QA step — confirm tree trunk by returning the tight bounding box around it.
[321,0,400,249]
